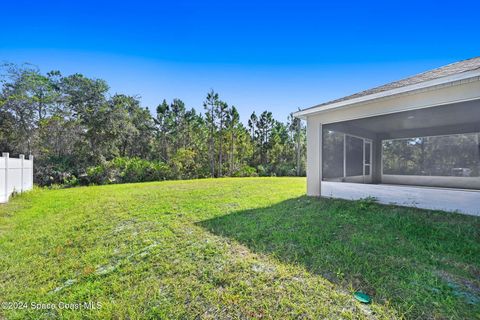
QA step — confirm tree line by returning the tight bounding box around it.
[0,63,306,186]
[382,135,480,177]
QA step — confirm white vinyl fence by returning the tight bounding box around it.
[0,153,34,203]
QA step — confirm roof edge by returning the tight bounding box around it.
[294,69,480,119]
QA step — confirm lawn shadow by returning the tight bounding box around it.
[198,196,480,318]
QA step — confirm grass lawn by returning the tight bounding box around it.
[0,178,479,319]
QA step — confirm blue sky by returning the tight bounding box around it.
[1,1,479,122]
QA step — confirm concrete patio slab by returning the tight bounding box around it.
[322,181,480,216]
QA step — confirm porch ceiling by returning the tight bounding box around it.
[324,99,480,139]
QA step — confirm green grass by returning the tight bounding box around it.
[0,178,479,319]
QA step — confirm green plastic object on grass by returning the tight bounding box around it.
[354,291,371,304]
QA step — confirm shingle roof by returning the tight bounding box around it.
[305,56,480,110]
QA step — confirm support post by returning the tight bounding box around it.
[319,123,323,194]
[343,134,346,179]
[306,118,322,196]
[3,152,9,202]
[20,154,24,192]
[372,138,383,184]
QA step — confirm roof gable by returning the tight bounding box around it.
[298,57,480,115]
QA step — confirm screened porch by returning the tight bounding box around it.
[322,99,480,190]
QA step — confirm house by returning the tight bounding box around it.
[294,57,480,215]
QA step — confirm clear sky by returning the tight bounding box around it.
[1,0,479,122]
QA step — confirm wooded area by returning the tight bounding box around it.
[0,63,306,186]
[383,134,480,177]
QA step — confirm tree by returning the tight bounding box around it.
[0,63,58,154]
[256,111,274,166]
[170,99,187,153]
[203,90,219,177]
[248,111,258,164]
[226,106,240,174]
[155,99,171,161]
[288,113,304,176]
[108,94,154,159]
[1,63,308,186]
[216,100,228,177]
[0,108,18,153]
[59,73,110,163]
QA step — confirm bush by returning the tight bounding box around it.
[233,165,258,177]
[168,148,199,179]
[257,164,282,177]
[274,163,297,176]
[34,163,75,186]
[64,175,79,187]
[256,165,268,177]
[86,157,170,185]
[86,162,114,185]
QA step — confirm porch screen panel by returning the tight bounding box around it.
[322,130,344,179]
[346,136,364,176]
[382,133,480,177]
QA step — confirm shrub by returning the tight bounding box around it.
[86,157,170,185]
[256,165,268,177]
[34,163,75,186]
[168,148,199,179]
[274,163,297,176]
[64,175,79,187]
[233,165,258,177]
[86,162,113,185]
